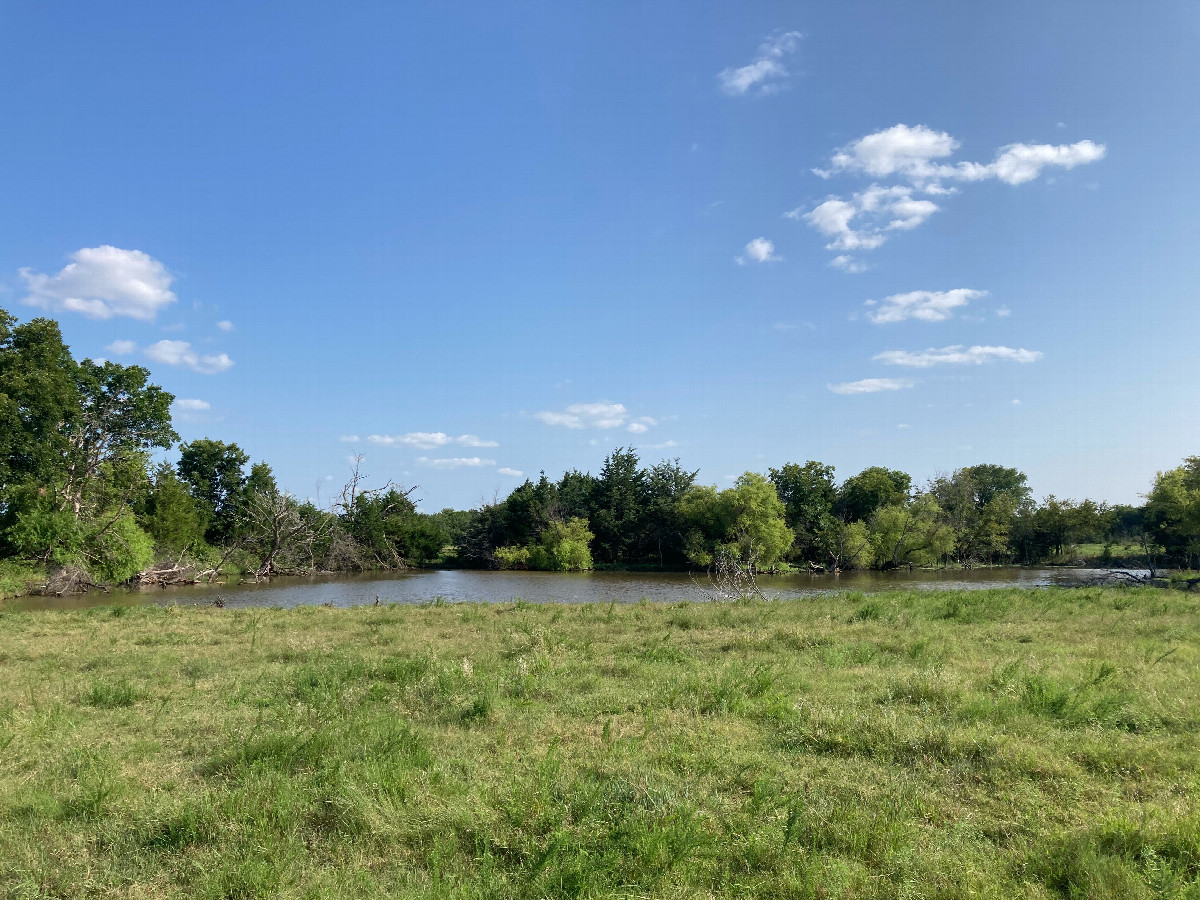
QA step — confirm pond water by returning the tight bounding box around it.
[13,566,1114,611]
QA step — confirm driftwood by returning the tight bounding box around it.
[130,561,202,587]
[43,566,105,596]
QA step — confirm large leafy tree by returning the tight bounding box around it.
[62,360,176,514]
[835,467,911,524]
[0,312,80,504]
[177,439,251,542]
[1143,458,1200,566]
[770,461,836,561]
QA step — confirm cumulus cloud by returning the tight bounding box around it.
[790,184,939,251]
[736,237,781,264]
[947,140,1107,185]
[367,432,498,449]
[498,467,524,477]
[144,340,234,374]
[719,30,802,97]
[873,345,1043,367]
[626,417,657,434]
[864,289,985,324]
[216,320,234,332]
[105,339,137,356]
[172,398,211,412]
[416,457,496,469]
[798,125,1105,254]
[827,378,914,395]
[814,124,1105,187]
[20,246,177,321]
[814,124,959,181]
[535,402,641,430]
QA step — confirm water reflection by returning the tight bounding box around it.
[13,566,1107,612]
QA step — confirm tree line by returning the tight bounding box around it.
[1,307,1197,587]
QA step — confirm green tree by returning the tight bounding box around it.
[868,494,954,569]
[177,439,251,543]
[641,459,698,566]
[1143,458,1200,567]
[836,467,911,523]
[142,464,209,554]
[725,473,794,570]
[590,448,647,563]
[770,461,836,561]
[0,312,79,505]
[529,517,594,571]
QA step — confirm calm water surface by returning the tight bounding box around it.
[15,566,1110,611]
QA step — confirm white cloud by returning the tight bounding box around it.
[645,440,679,450]
[20,246,177,321]
[736,237,780,265]
[338,435,360,443]
[798,126,1106,254]
[814,124,1105,188]
[873,345,1043,367]
[864,289,985,324]
[814,124,959,181]
[457,434,499,448]
[498,467,524,477]
[144,340,234,374]
[1012,399,1022,405]
[216,320,234,332]
[830,255,867,273]
[626,417,657,434]
[947,140,1106,185]
[367,432,498,449]
[173,398,211,412]
[535,402,637,430]
[105,339,137,355]
[417,456,496,469]
[719,31,802,97]
[827,378,915,395]
[791,184,939,251]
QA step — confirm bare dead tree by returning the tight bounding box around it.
[244,487,332,578]
[693,548,764,602]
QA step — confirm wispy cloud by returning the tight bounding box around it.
[216,319,234,332]
[828,378,915,395]
[736,237,781,265]
[338,435,360,443]
[367,432,499,449]
[873,345,1043,367]
[416,456,496,469]
[105,339,137,355]
[145,340,234,374]
[20,246,177,321]
[864,289,985,324]
[830,255,867,273]
[497,467,523,477]
[535,402,655,433]
[719,30,802,97]
[172,398,210,412]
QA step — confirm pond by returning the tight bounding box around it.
[13,566,1116,611]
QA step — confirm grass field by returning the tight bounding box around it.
[1,587,1198,899]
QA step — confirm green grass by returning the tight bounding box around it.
[1,587,1198,898]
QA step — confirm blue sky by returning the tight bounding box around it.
[2,1,1198,508]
